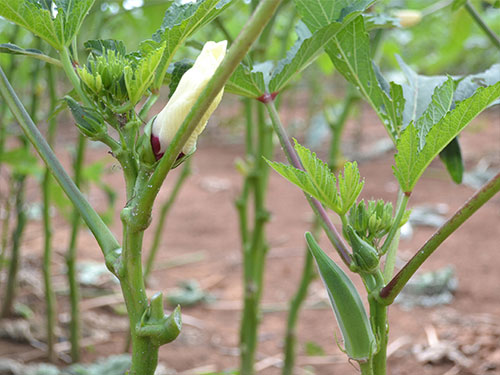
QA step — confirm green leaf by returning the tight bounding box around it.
[326,16,403,139]
[141,0,234,90]
[293,0,375,32]
[266,159,332,209]
[125,44,165,105]
[0,0,95,50]
[338,162,364,214]
[0,0,62,49]
[0,43,62,66]
[394,82,500,192]
[54,0,95,47]
[294,140,342,213]
[225,63,266,98]
[268,21,346,94]
[414,76,456,149]
[439,137,464,184]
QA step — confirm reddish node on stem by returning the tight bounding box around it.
[256,92,278,103]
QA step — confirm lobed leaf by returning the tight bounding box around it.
[293,0,374,32]
[394,82,500,192]
[225,64,266,98]
[125,45,165,105]
[294,140,342,213]
[414,76,456,149]
[326,15,403,140]
[338,162,364,215]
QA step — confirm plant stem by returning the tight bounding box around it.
[66,133,86,362]
[240,104,273,375]
[144,160,191,280]
[380,192,409,256]
[42,63,58,362]
[0,67,122,271]
[0,176,26,318]
[264,100,352,266]
[380,171,500,305]
[369,271,388,375]
[282,219,320,375]
[133,0,283,230]
[465,1,500,51]
[382,190,404,283]
[1,39,42,317]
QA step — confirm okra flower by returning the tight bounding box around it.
[394,9,422,28]
[151,40,227,160]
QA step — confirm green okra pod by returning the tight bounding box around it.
[305,232,376,362]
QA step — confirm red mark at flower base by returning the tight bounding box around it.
[150,133,186,167]
[256,92,278,103]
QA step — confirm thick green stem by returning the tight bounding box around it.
[360,360,374,375]
[0,67,122,272]
[368,271,388,375]
[240,104,273,375]
[282,220,319,375]
[264,100,352,267]
[144,160,191,280]
[42,63,58,362]
[380,171,500,305]
[66,133,86,362]
[132,0,283,231]
[120,214,158,375]
[465,1,500,51]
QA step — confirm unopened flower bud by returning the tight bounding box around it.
[151,40,227,161]
[395,9,423,28]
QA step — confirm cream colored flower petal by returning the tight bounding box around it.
[152,40,227,155]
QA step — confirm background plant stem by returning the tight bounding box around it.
[381,171,500,304]
[239,103,273,375]
[1,37,42,317]
[465,1,500,50]
[42,63,58,362]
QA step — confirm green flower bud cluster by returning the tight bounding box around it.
[347,199,411,250]
[78,49,129,106]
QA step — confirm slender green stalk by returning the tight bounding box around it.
[1,40,42,317]
[240,103,273,375]
[138,93,159,121]
[369,271,388,375]
[144,160,191,280]
[66,133,86,362]
[465,1,500,50]
[380,171,500,305]
[382,190,404,283]
[132,0,284,231]
[0,176,26,318]
[42,63,58,362]
[360,361,374,375]
[380,193,409,256]
[264,100,352,266]
[0,67,122,270]
[0,179,14,285]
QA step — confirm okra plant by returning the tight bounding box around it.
[0,0,283,373]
